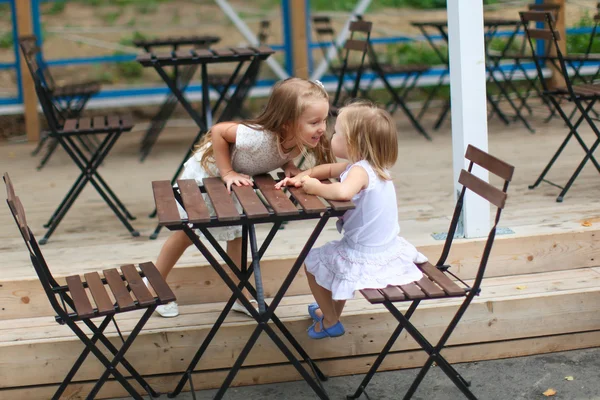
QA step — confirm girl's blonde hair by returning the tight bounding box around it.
[337,101,398,180]
[197,77,334,172]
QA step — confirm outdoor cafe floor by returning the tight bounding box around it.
[1,110,599,282]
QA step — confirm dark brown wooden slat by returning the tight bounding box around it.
[231,47,255,56]
[315,27,334,34]
[287,187,326,214]
[465,145,514,182]
[136,53,153,63]
[66,275,95,318]
[92,116,105,130]
[417,262,465,296]
[528,4,560,11]
[520,11,551,22]
[4,172,15,207]
[177,179,211,223]
[63,119,77,132]
[84,272,115,316]
[349,20,372,33]
[121,264,155,307]
[78,117,91,131]
[174,49,194,60]
[203,177,240,221]
[415,276,445,298]
[381,285,405,301]
[528,28,556,41]
[254,45,275,56]
[13,196,30,241]
[191,48,214,58]
[398,282,426,299]
[459,170,507,209]
[360,288,385,304]
[231,185,270,218]
[312,16,331,23]
[253,174,299,216]
[344,39,367,52]
[152,180,182,226]
[103,268,136,311]
[107,115,120,130]
[212,48,235,56]
[120,114,134,130]
[139,262,176,303]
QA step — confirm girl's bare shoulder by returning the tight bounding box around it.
[212,122,240,142]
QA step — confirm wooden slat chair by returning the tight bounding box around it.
[3,173,176,400]
[19,35,101,169]
[21,40,139,244]
[521,10,600,202]
[347,145,514,400]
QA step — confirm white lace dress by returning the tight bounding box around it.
[178,124,295,241]
[305,160,427,300]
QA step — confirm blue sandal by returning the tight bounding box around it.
[308,302,321,322]
[307,319,345,340]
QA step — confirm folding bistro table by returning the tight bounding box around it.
[138,46,275,239]
[152,175,354,400]
[133,35,221,161]
[411,19,531,131]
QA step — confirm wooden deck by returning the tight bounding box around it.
[1,112,600,399]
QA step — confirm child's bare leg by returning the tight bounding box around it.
[333,300,346,320]
[156,230,193,278]
[226,237,257,306]
[306,268,338,331]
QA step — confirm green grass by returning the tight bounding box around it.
[567,13,600,54]
[43,1,66,16]
[0,31,13,49]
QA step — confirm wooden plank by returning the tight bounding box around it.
[102,268,135,311]
[77,117,91,132]
[3,329,600,400]
[83,272,114,316]
[139,262,176,304]
[231,185,270,218]
[65,275,94,319]
[380,285,405,302]
[212,48,235,57]
[253,175,298,216]
[287,187,326,214]
[231,47,254,56]
[322,180,355,211]
[107,115,120,130]
[202,177,240,221]
[177,179,210,224]
[417,262,465,296]
[459,170,507,209]
[152,180,181,226]
[360,288,385,304]
[465,145,514,182]
[120,264,154,307]
[62,119,77,132]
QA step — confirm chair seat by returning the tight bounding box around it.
[360,261,467,304]
[64,262,176,322]
[53,81,101,98]
[53,115,134,136]
[550,84,600,97]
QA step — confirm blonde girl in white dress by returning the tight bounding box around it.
[276,101,426,339]
[153,78,335,317]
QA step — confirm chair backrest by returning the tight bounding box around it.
[3,173,65,314]
[437,146,514,291]
[520,11,574,94]
[18,36,63,131]
[257,20,271,45]
[312,15,344,69]
[18,35,56,91]
[332,19,372,107]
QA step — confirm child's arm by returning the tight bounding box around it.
[301,165,368,201]
[211,122,253,192]
[275,162,349,189]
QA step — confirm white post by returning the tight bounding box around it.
[447,0,490,238]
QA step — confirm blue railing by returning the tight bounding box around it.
[0,0,598,108]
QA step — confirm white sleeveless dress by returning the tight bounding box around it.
[305,160,427,300]
[178,124,295,241]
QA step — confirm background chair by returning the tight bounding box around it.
[4,172,176,400]
[347,145,514,400]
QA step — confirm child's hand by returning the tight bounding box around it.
[275,176,302,190]
[283,163,303,178]
[300,176,321,195]
[222,171,252,193]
